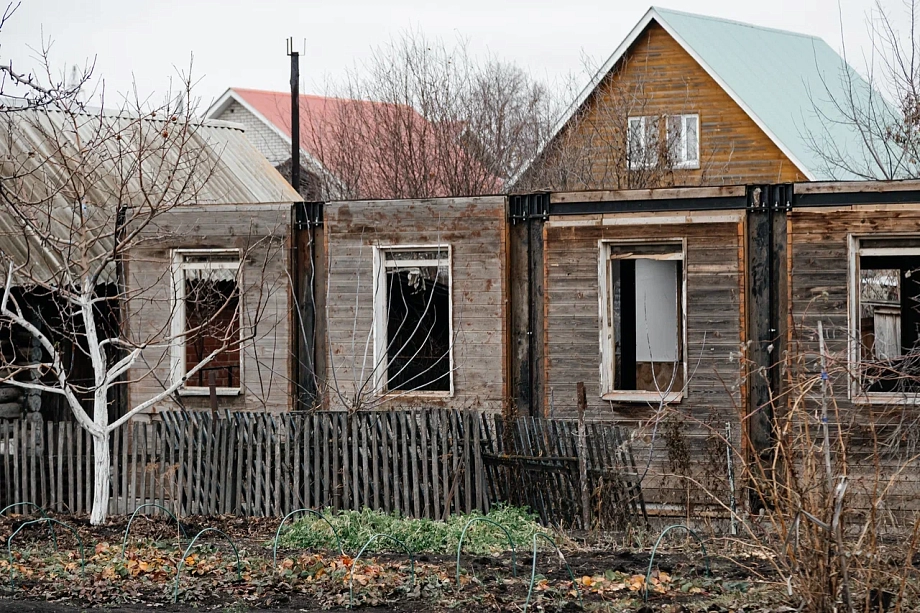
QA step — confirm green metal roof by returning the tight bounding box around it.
[653,7,892,180]
[519,7,898,184]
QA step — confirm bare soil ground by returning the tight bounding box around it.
[0,514,783,612]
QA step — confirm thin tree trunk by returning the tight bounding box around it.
[90,432,110,525]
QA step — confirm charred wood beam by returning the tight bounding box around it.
[508,194,548,418]
[294,202,324,409]
[745,184,790,511]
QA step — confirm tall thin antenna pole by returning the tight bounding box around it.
[287,38,300,194]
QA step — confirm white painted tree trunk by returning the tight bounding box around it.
[90,432,110,525]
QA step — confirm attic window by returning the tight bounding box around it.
[599,241,686,402]
[627,116,659,170]
[373,246,453,395]
[667,114,699,168]
[851,237,920,402]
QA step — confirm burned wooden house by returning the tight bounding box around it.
[4,107,920,519]
[0,107,301,426]
[286,181,920,514]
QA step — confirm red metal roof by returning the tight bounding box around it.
[230,88,499,199]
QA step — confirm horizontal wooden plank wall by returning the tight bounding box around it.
[788,206,920,512]
[541,217,745,511]
[0,411,645,524]
[323,197,507,413]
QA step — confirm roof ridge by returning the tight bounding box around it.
[231,87,386,107]
[19,106,244,131]
[652,5,823,41]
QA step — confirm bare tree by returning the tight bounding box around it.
[0,45,283,523]
[518,56,725,192]
[0,3,93,112]
[805,0,920,180]
[297,30,557,200]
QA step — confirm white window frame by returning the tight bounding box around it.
[667,114,700,169]
[848,234,920,405]
[372,244,454,398]
[627,115,659,170]
[598,239,687,402]
[170,248,243,396]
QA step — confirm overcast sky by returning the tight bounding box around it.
[4,0,888,114]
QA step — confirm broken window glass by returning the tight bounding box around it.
[177,252,241,389]
[380,248,451,393]
[608,243,684,393]
[858,253,920,394]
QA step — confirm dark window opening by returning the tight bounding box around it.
[183,264,240,389]
[859,254,920,394]
[383,250,450,392]
[609,244,684,393]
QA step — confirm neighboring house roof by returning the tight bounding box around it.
[205,88,411,196]
[0,107,300,283]
[527,6,892,182]
[206,88,497,198]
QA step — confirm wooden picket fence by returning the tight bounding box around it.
[482,416,646,529]
[0,410,644,527]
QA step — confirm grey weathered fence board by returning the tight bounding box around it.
[0,411,640,527]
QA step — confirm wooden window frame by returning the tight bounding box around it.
[847,233,920,405]
[668,114,700,169]
[372,244,455,398]
[598,238,687,403]
[627,115,659,170]
[170,248,243,396]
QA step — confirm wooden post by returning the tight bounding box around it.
[208,371,218,421]
[576,382,590,531]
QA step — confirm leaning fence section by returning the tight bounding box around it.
[0,410,643,528]
[479,416,646,529]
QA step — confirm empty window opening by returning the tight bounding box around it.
[376,248,452,394]
[857,244,920,395]
[173,251,241,391]
[603,243,685,397]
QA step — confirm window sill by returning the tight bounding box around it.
[674,162,700,170]
[376,390,454,399]
[178,387,242,397]
[601,391,683,403]
[853,392,920,406]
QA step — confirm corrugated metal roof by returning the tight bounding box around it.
[0,108,300,285]
[653,7,893,181]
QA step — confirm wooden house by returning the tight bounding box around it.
[518,7,886,191]
[285,178,920,513]
[299,196,508,412]
[0,108,302,422]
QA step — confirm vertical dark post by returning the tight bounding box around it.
[576,382,590,530]
[294,203,323,410]
[287,38,300,195]
[508,194,548,419]
[208,371,218,421]
[745,184,790,511]
[528,197,546,418]
[746,186,772,510]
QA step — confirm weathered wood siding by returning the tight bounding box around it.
[126,204,292,414]
[323,197,506,411]
[543,22,807,188]
[788,202,920,511]
[542,211,746,508]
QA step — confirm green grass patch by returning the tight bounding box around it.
[277,505,545,555]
